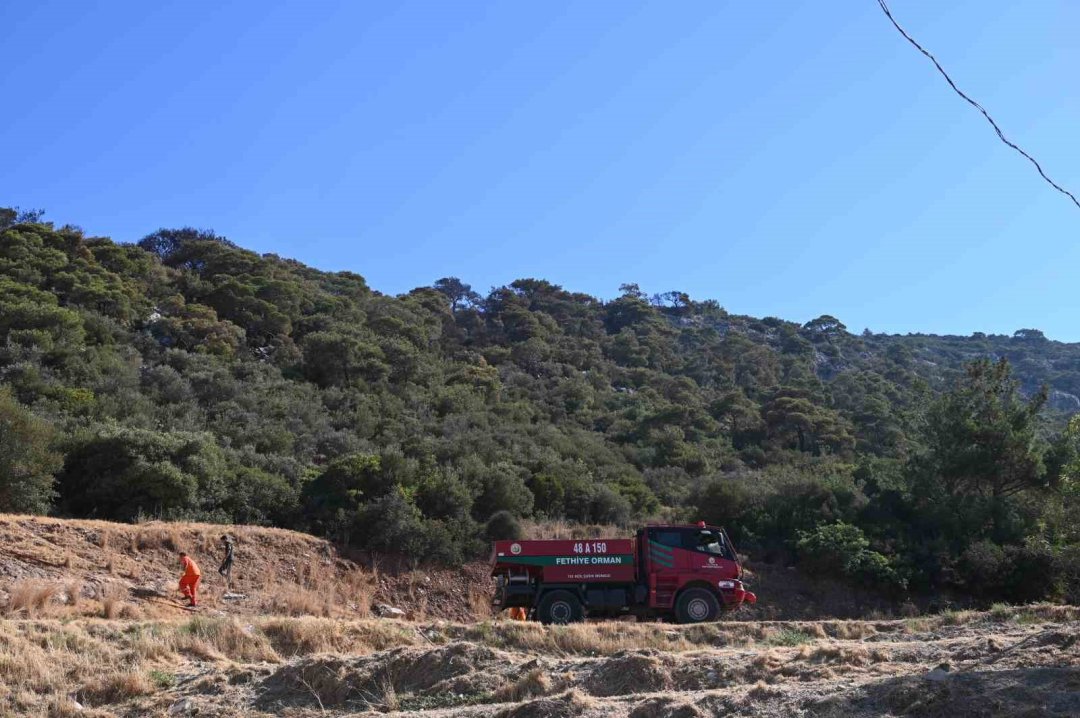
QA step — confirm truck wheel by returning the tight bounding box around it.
[675,588,720,624]
[537,590,583,625]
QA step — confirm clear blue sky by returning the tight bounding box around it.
[2,1,1077,339]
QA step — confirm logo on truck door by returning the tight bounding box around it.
[510,543,522,555]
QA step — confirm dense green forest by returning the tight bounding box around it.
[1,207,1078,604]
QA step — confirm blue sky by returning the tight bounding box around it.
[2,1,1077,339]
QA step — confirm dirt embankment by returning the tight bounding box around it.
[0,514,488,622]
[0,514,924,624]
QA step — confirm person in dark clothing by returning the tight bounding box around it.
[218,535,235,590]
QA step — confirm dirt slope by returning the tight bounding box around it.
[0,514,488,621]
[0,514,913,624]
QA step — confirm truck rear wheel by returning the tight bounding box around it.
[537,590,583,625]
[675,588,719,624]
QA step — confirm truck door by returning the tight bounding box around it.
[646,528,689,570]
[645,527,687,608]
[681,527,740,579]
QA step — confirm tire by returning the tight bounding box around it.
[675,587,720,624]
[537,590,584,625]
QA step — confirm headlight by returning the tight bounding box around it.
[718,580,736,589]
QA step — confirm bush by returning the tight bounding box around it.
[797,521,905,591]
[471,462,534,520]
[958,540,1007,595]
[589,485,632,525]
[352,491,427,557]
[957,539,1064,604]
[0,386,60,513]
[57,428,227,521]
[484,510,523,542]
[797,521,869,576]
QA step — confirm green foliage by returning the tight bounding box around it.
[148,670,177,689]
[920,359,1048,498]
[0,386,61,513]
[484,510,523,541]
[0,207,1077,600]
[796,522,905,591]
[57,427,229,521]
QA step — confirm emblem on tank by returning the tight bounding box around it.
[510,543,522,555]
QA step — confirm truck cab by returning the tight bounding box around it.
[490,522,756,624]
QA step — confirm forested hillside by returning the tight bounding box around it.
[2,207,1078,604]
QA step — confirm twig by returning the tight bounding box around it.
[296,674,326,713]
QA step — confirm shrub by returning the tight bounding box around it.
[0,386,61,513]
[796,521,869,576]
[484,510,523,542]
[589,485,632,526]
[797,522,905,591]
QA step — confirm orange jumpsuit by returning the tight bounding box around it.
[179,555,202,606]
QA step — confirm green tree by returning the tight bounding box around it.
[922,359,1048,498]
[0,387,61,513]
[57,428,228,521]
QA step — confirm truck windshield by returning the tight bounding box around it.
[697,531,733,559]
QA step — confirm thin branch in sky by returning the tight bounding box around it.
[875,0,1080,211]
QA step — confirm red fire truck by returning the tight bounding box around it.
[490,522,756,624]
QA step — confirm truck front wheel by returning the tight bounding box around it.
[537,590,583,625]
[675,588,720,624]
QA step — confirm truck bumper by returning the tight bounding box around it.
[720,581,756,609]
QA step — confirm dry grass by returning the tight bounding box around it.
[271,586,334,617]
[801,643,887,666]
[495,667,552,702]
[44,695,95,717]
[4,581,62,617]
[940,609,978,626]
[267,557,377,619]
[469,585,494,621]
[63,580,81,608]
[100,583,127,619]
[0,605,1073,717]
[260,617,418,656]
[521,520,623,540]
[0,514,418,623]
[79,671,155,706]
[747,679,784,699]
[341,567,375,619]
[820,620,878,640]
[134,523,182,553]
[376,675,400,712]
[178,615,279,662]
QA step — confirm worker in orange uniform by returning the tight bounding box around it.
[508,607,527,621]
[178,551,202,607]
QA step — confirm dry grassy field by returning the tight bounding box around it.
[2,606,1078,717]
[2,516,1078,717]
